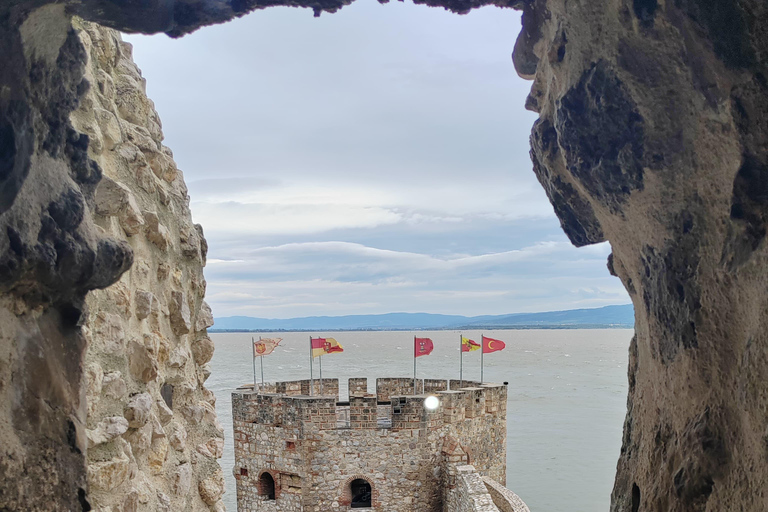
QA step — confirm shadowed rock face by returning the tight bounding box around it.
[516,0,768,510]
[0,0,767,510]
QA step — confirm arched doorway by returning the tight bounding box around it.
[258,472,276,500]
[350,478,372,508]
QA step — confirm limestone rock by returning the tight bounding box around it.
[94,175,145,236]
[169,290,191,335]
[173,464,192,496]
[93,312,126,355]
[126,422,153,456]
[195,301,214,331]
[127,337,158,383]
[147,437,169,474]
[143,211,171,250]
[156,399,173,425]
[87,416,130,448]
[169,423,187,451]
[93,107,122,149]
[156,491,171,512]
[124,393,153,428]
[167,346,189,369]
[134,289,153,320]
[88,453,132,492]
[198,468,225,505]
[85,362,104,415]
[102,371,127,400]
[191,336,215,365]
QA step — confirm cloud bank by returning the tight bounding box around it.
[125,2,629,318]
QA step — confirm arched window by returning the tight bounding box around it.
[258,472,275,500]
[350,478,372,508]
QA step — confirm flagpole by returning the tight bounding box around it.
[309,336,313,396]
[460,334,463,388]
[480,333,484,384]
[252,337,257,390]
[319,355,323,395]
[413,335,417,393]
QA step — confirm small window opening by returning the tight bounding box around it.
[350,479,372,508]
[259,472,276,500]
[240,467,248,476]
[286,441,296,450]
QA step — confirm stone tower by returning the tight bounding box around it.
[232,377,530,512]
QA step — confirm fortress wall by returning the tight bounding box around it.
[444,465,501,512]
[450,380,482,390]
[68,21,223,511]
[348,377,369,396]
[482,477,531,512]
[376,377,421,401]
[438,385,507,484]
[232,380,509,511]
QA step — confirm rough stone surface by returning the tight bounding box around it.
[512,1,768,511]
[70,22,223,512]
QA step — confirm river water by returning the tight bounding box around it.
[208,329,632,512]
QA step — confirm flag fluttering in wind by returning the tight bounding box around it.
[461,336,480,352]
[482,335,506,354]
[414,337,434,357]
[253,337,282,357]
[311,337,344,358]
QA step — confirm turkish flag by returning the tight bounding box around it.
[482,335,506,353]
[414,337,434,357]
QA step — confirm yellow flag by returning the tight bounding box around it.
[311,337,344,358]
[462,336,480,352]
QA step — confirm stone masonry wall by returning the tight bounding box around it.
[482,477,530,512]
[68,21,224,511]
[232,378,510,512]
[444,465,500,512]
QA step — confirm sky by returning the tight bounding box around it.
[124,1,630,319]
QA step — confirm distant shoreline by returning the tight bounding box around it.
[209,324,634,333]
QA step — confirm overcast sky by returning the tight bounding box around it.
[124,1,629,319]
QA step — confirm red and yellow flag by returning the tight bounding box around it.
[482,335,506,354]
[311,337,344,358]
[461,336,480,352]
[253,337,282,356]
[414,337,434,357]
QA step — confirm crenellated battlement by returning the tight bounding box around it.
[233,377,507,433]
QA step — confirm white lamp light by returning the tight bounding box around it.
[424,395,440,410]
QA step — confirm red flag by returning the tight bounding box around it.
[311,337,344,358]
[482,335,506,353]
[414,337,434,357]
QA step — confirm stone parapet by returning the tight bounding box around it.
[234,378,507,432]
[444,465,502,512]
[482,476,531,512]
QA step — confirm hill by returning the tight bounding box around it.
[211,304,634,332]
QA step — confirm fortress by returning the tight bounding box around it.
[232,377,530,512]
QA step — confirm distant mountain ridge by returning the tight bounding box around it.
[211,304,634,332]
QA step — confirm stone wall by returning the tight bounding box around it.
[444,465,500,512]
[0,6,134,510]
[482,476,530,512]
[232,378,512,512]
[69,21,224,512]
